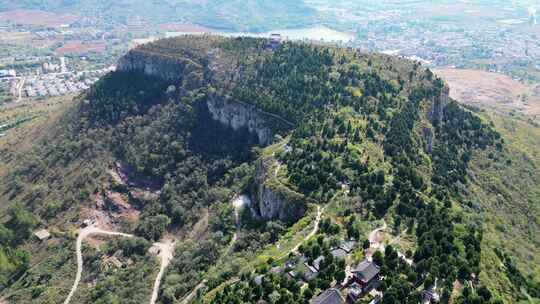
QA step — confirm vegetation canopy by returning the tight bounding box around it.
[0,36,537,304]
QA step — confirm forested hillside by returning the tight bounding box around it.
[0,36,537,304]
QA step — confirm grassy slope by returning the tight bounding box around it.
[468,112,540,302]
[0,97,139,304]
[0,97,79,302]
[0,97,74,210]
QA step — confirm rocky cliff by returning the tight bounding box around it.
[428,84,450,125]
[116,46,303,223]
[117,49,203,84]
[423,84,450,153]
[250,158,306,224]
[207,97,279,146]
[117,49,292,146]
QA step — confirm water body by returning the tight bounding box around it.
[498,19,526,25]
[166,25,355,43]
[261,26,355,43]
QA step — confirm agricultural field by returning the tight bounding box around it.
[0,9,76,27]
[435,68,540,118]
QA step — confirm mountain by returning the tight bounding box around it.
[0,36,538,304]
[0,0,317,31]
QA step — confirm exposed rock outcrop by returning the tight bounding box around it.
[207,97,276,146]
[250,158,306,224]
[428,84,450,125]
[422,126,434,153]
[117,50,292,146]
[423,84,450,153]
[117,49,202,84]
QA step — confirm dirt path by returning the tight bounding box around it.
[178,195,248,304]
[149,239,176,304]
[63,224,176,304]
[281,205,324,259]
[199,205,324,303]
[180,279,207,304]
[63,225,134,304]
[366,222,387,259]
[389,229,413,265]
[365,222,413,265]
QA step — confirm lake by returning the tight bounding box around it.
[166,25,355,43]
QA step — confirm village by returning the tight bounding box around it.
[28,162,441,304]
[0,60,114,100]
[237,214,439,304]
[31,211,440,304]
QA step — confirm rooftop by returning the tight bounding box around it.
[34,229,51,240]
[339,240,356,253]
[353,260,380,283]
[347,282,363,299]
[313,256,325,271]
[310,288,345,304]
[331,248,347,259]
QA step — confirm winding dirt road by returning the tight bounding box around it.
[63,224,176,304]
[149,239,176,304]
[63,225,134,304]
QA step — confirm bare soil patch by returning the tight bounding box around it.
[434,68,540,116]
[55,41,107,55]
[0,10,76,27]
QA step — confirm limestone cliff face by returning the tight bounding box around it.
[251,158,306,224]
[207,97,275,146]
[117,49,202,83]
[422,126,434,153]
[117,50,291,146]
[428,84,450,125]
[423,84,450,153]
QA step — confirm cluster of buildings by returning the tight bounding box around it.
[9,66,114,99]
[22,77,91,98]
[252,239,388,304]
[349,7,540,82]
[251,232,439,304]
[307,257,383,304]
[308,251,438,304]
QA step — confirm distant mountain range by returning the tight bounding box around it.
[0,0,319,31]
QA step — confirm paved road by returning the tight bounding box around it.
[149,239,176,304]
[63,225,134,304]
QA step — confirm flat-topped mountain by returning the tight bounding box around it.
[0,36,537,304]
